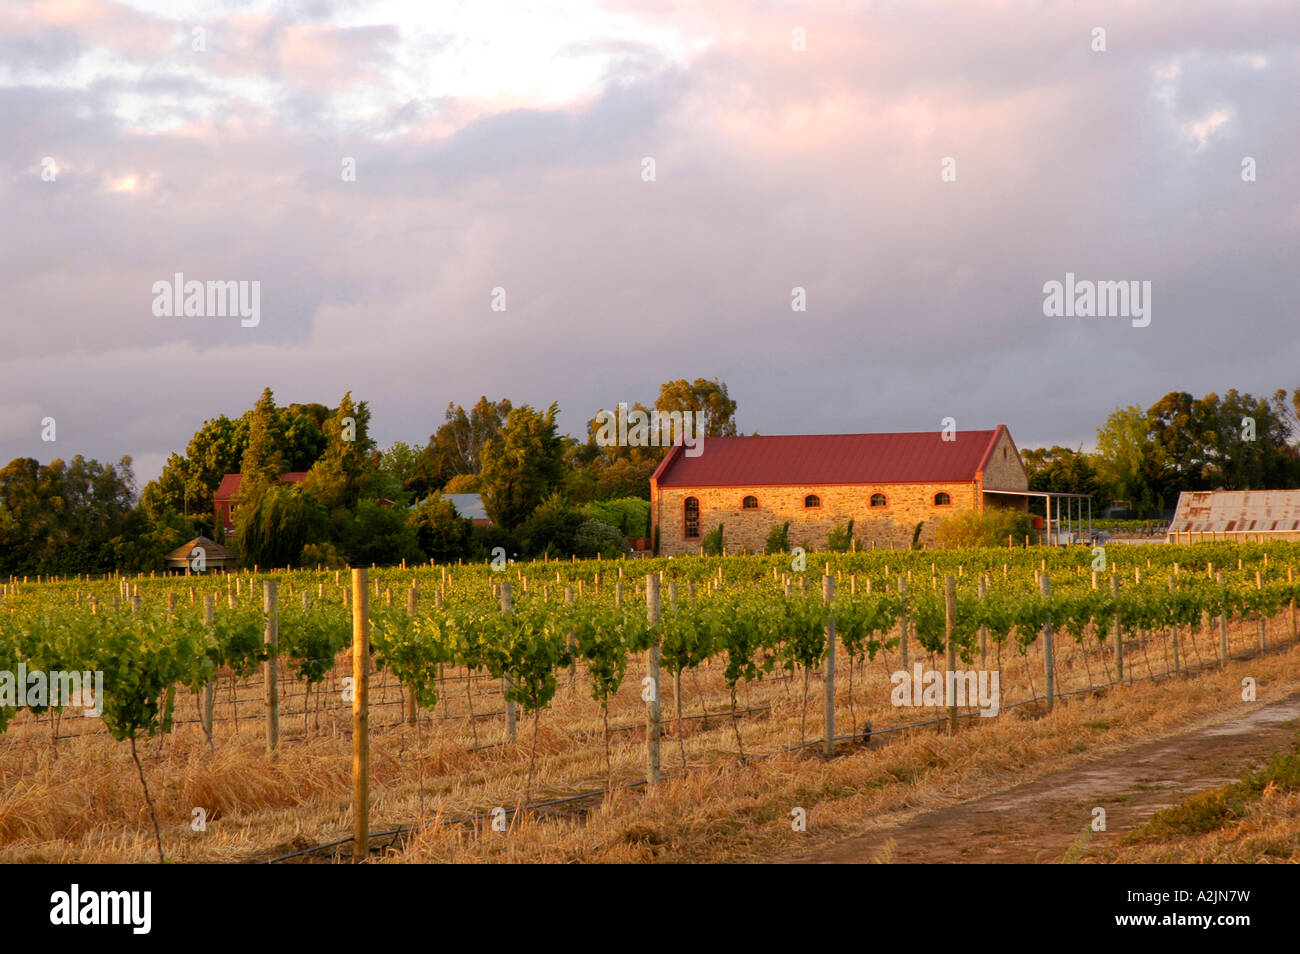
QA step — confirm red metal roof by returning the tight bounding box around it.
[214,472,307,500]
[654,428,1004,487]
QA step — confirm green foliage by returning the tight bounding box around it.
[826,519,854,553]
[910,521,925,550]
[371,606,447,710]
[655,378,738,437]
[87,613,205,742]
[935,509,1034,548]
[442,473,483,493]
[472,523,519,562]
[409,397,511,498]
[302,391,380,513]
[342,499,421,566]
[702,523,724,556]
[573,518,627,559]
[0,455,139,575]
[240,388,288,492]
[299,541,346,569]
[764,522,791,555]
[279,600,349,687]
[408,496,475,563]
[234,484,330,568]
[517,492,584,558]
[580,498,651,538]
[479,403,566,529]
[376,441,420,505]
[1021,446,1107,515]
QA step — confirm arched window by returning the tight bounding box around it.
[684,497,700,538]
[934,492,952,506]
[870,493,887,508]
[804,494,821,509]
[742,495,759,510]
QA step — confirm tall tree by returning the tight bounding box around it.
[0,455,140,574]
[302,391,379,512]
[234,484,329,568]
[1093,405,1166,515]
[240,388,287,491]
[1020,446,1107,513]
[655,378,738,437]
[410,397,512,496]
[479,403,566,529]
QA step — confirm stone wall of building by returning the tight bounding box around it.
[656,481,980,556]
[979,428,1029,490]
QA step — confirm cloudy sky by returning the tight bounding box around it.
[2,0,1298,486]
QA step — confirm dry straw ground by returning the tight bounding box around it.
[0,609,1296,863]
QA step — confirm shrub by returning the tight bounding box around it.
[701,523,724,556]
[408,496,475,563]
[518,492,584,558]
[299,542,346,569]
[472,523,520,562]
[573,519,628,559]
[580,497,650,538]
[234,484,330,568]
[935,509,1035,548]
[765,522,791,554]
[343,499,422,566]
[826,519,855,553]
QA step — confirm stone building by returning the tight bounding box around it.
[649,426,1028,555]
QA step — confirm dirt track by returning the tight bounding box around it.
[797,692,1300,864]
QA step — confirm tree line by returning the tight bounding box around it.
[1022,388,1300,517]
[0,378,738,575]
[3,382,1297,574]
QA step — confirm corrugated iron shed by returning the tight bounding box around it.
[1166,490,1300,540]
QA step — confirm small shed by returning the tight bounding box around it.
[1166,490,1300,543]
[166,536,238,574]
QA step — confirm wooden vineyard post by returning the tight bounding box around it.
[406,584,418,724]
[565,586,576,691]
[501,581,517,742]
[977,575,988,664]
[1040,573,1054,712]
[667,580,684,764]
[945,576,957,735]
[646,574,662,786]
[1257,570,1266,651]
[1169,575,1180,675]
[1111,575,1123,682]
[202,596,216,749]
[264,581,279,755]
[1217,571,1229,665]
[1291,567,1298,642]
[898,576,909,673]
[823,572,835,757]
[351,569,370,862]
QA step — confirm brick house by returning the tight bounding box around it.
[214,472,307,535]
[649,426,1028,555]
